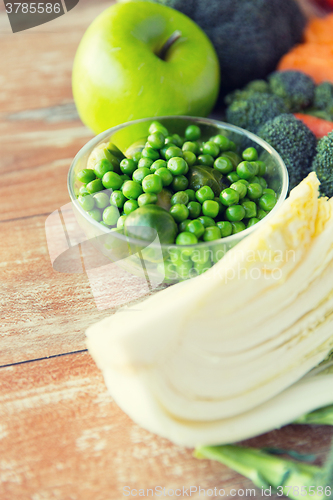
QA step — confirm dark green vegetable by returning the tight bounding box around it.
[258,114,317,190]
[226,93,288,133]
[313,81,333,120]
[312,132,333,198]
[268,71,315,112]
[139,0,305,95]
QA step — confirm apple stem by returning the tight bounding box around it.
[158,30,182,61]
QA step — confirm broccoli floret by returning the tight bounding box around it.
[225,80,270,106]
[141,0,306,94]
[268,71,315,112]
[312,132,333,198]
[226,93,288,134]
[258,114,317,190]
[314,82,333,110]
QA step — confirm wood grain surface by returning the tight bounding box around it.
[0,1,332,499]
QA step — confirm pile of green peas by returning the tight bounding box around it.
[76,121,278,246]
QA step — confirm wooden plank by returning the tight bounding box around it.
[0,213,165,366]
[1,352,331,500]
[0,0,112,113]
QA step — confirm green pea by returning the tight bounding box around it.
[242,200,257,219]
[170,203,189,223]
[190,246,211,264]
[159,146,169,159]
[257,177,268,189]
[187,219,205,239]
[259,193,277,212]
[78,194,95,211]
[94,159,113,178]
[223,151,241,168]
[110,190,126,208]
[79,186,89,196]
[167,157,188,176]
[257,208,267,220]
[117,214,127,230]
[149,121,169,137]
[174,259,193,280]
[203,226,221,242]
[122,180,143,200]
[123,199,139,214]
[182,141,197,153]
[202,141,220,158]
[183,151,197,167]
[220,188,239,207]
[172,175,188,192]
[202,200,219,218]
[147,132,165,149]
[249,161,260,176]
[230,181,247,199]
[142,174,163,194]
[77,169,96,184]
[133,167,151,184]
[185,124,201,141]
[238,179,249,186]
[131,151,142,163]
[231,221,246,234]
[93,192,110,209]
[217,221,233,237]
[176,232,198,246]
[150,159,167,173]
[198,216,216,227]
[137,193,158,207]
[185,189,196,201]
[247,217,260,227]
[120,158,137,176]
[247,183,263,200]
[242,147,258,162]
[179,219,191,232]
[138,157,153,169]
[101,172,122,191]
[214,197,224,215]
[228,141,237,152]
[194,260,212,275]
[103,206,119,226]
[263,188,277,197]
[171,191,189,206]
[225,205,246,222]
[165,146,183,160]
[236,161,257,180]
[87,208,102,222]
[86,178,104,194]
[197,154,214,167]
[212,134,230,151]
[142,147,159,161]
[155,167,173,187]
[187,201,201,219]
[165,135,177,146]
[214,156,234,175]
[120,174,130,184]
[172,134,184,147]
[196,185,214,203]
[256,161,267,176]
[227,172,240,184]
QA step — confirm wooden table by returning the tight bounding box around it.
[0,1,332,498]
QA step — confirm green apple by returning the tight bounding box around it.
[72,1,220,134]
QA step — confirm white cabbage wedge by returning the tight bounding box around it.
[86,173,333,446]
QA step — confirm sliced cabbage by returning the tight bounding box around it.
[86,173,333,446]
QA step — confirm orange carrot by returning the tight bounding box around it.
[304,13,333,44]
[278,43,333,84]
[294,113,333,137]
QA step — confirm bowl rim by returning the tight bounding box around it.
[68,115,289,249]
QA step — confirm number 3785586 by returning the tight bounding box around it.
[5,3,62,14]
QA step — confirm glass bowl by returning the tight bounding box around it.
[68,116,288,283]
